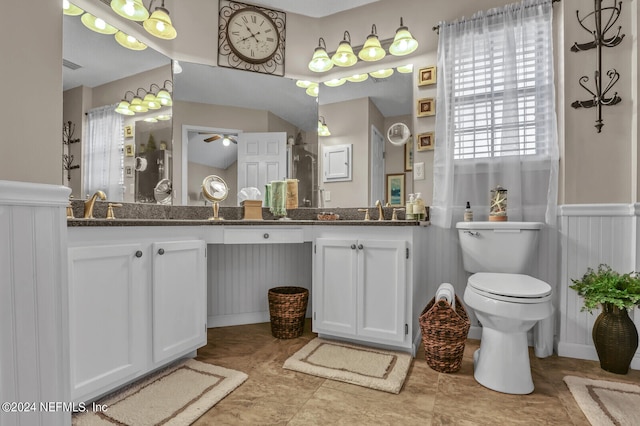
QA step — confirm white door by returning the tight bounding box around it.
[68,244,145,402]
[370,125,385,205]
[313,238,358,336]
[151,240,207,365]
[237,132,287,200]
[357,239,407,343]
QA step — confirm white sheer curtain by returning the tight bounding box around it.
[83,104,124,201]
[432,0,558,228]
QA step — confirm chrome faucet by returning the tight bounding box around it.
[375,200,385,221]
[84,190,106,219]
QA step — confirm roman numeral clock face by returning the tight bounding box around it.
[218,2,286,76]
[227,8,278,63]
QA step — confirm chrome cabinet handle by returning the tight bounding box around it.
[263,233,270,239]
[158,248,165,255]
[357,244,364,250]
[135,250,143,258]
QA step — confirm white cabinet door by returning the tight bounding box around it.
[68,244,145,402]
[151,240,207,364]
[313,239,358,335]
[357,239,406,343]
[313,238,407,345]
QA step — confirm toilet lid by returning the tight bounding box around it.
[468,273,551,299]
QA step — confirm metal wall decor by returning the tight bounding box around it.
[63,121,80,182]
[570,0,624,133]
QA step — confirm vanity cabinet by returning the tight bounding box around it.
[313,227,419,351]
[67,227,206,403]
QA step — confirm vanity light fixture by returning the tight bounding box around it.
[305,83,319,97]
[389,17,419,56]
[115,31,147,50]
[318,116,331,136]
[63,1,84,16]
[129,95,149,113]
[346,73,369,83]
[308,38,334,73]
[81,13,118,35]
[115,91,136,115]
[111,0,149,21]
[154,80,173,106]
[358,25,386,62]
[324,78,347,87]
[397,63,414,73]
[144,0,177,40]
[296,80,314,89]
[156,114,172,121]
[331,31,358,67]
[370,68,394,79]
[142,92,161,109]
[144,117,158,123]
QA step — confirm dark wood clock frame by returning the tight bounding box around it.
[218,0,286,76]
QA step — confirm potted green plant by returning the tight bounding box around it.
[570,264,640,374]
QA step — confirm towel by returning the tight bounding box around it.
[435,283,456,310]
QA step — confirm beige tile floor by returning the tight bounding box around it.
[193,320,640,425]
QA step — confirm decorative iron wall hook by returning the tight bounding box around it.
[62,121,80,182]
[570,0,624,133]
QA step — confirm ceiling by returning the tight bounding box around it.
[243,0,381,18]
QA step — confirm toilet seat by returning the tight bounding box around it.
[468,272,551,304]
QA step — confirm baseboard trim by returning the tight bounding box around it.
[558,341,640,370]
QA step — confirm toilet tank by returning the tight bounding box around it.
[456,221,542,274]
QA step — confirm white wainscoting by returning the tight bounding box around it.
[558,204,640,370]
[424,221,559,342]
[0,181,71,426]
[206,242,313,327]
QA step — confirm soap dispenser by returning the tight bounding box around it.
[464,201,474,222]
[414,193,425,221]
[406,194,415,220]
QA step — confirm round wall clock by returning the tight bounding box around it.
[218,0,286,76]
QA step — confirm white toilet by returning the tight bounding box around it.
[457,221,552,395]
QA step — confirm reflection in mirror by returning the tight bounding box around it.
[173,62,318,206]
[62,13,172,203]
[387,122,411,146]
[202,175,229,220]
[319,70,413,208]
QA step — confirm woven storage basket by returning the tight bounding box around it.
[268,286,309,339]
[419,294,470,373]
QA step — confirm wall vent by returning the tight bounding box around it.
[63,59,82,70]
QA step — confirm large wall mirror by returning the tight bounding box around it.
[173,62,318,207]
[62,12,172,203]
[318,70,413,208]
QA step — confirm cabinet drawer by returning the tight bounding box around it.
[223,228,304,244]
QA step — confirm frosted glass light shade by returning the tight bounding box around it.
[115,100,135,115]
[111,0,149,21]
[358,35,386,62]
[143,93,161,110]
[305,84,319,97]
[318,119,331,136]
[144,117,158,123]
[397,64,414,73]
[156,114,172,121]
[144,7,177,40]
[331,41,357,67]
[81,13,118,35]
[296,80,314,88]
[346,73,369,83]
[324,78,346,87]
[155,89,172,106]
[370,69,394,79]
[115,31,147,50]
[128,97,148,113]
[308,47,333,72]
[63,1,84,16]
[389,22,418,56]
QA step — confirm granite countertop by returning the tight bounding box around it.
[67,201,429,227]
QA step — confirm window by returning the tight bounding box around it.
[451,13,555,160]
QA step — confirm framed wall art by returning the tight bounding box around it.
[405,139,413,172]
[417,98,435,117]
[124,125,134,138]
[386,173,405,206]
[418,66,437,86]
[417,132,435,151]
[125,143,135,157]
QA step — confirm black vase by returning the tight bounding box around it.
[592,303,639,374]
